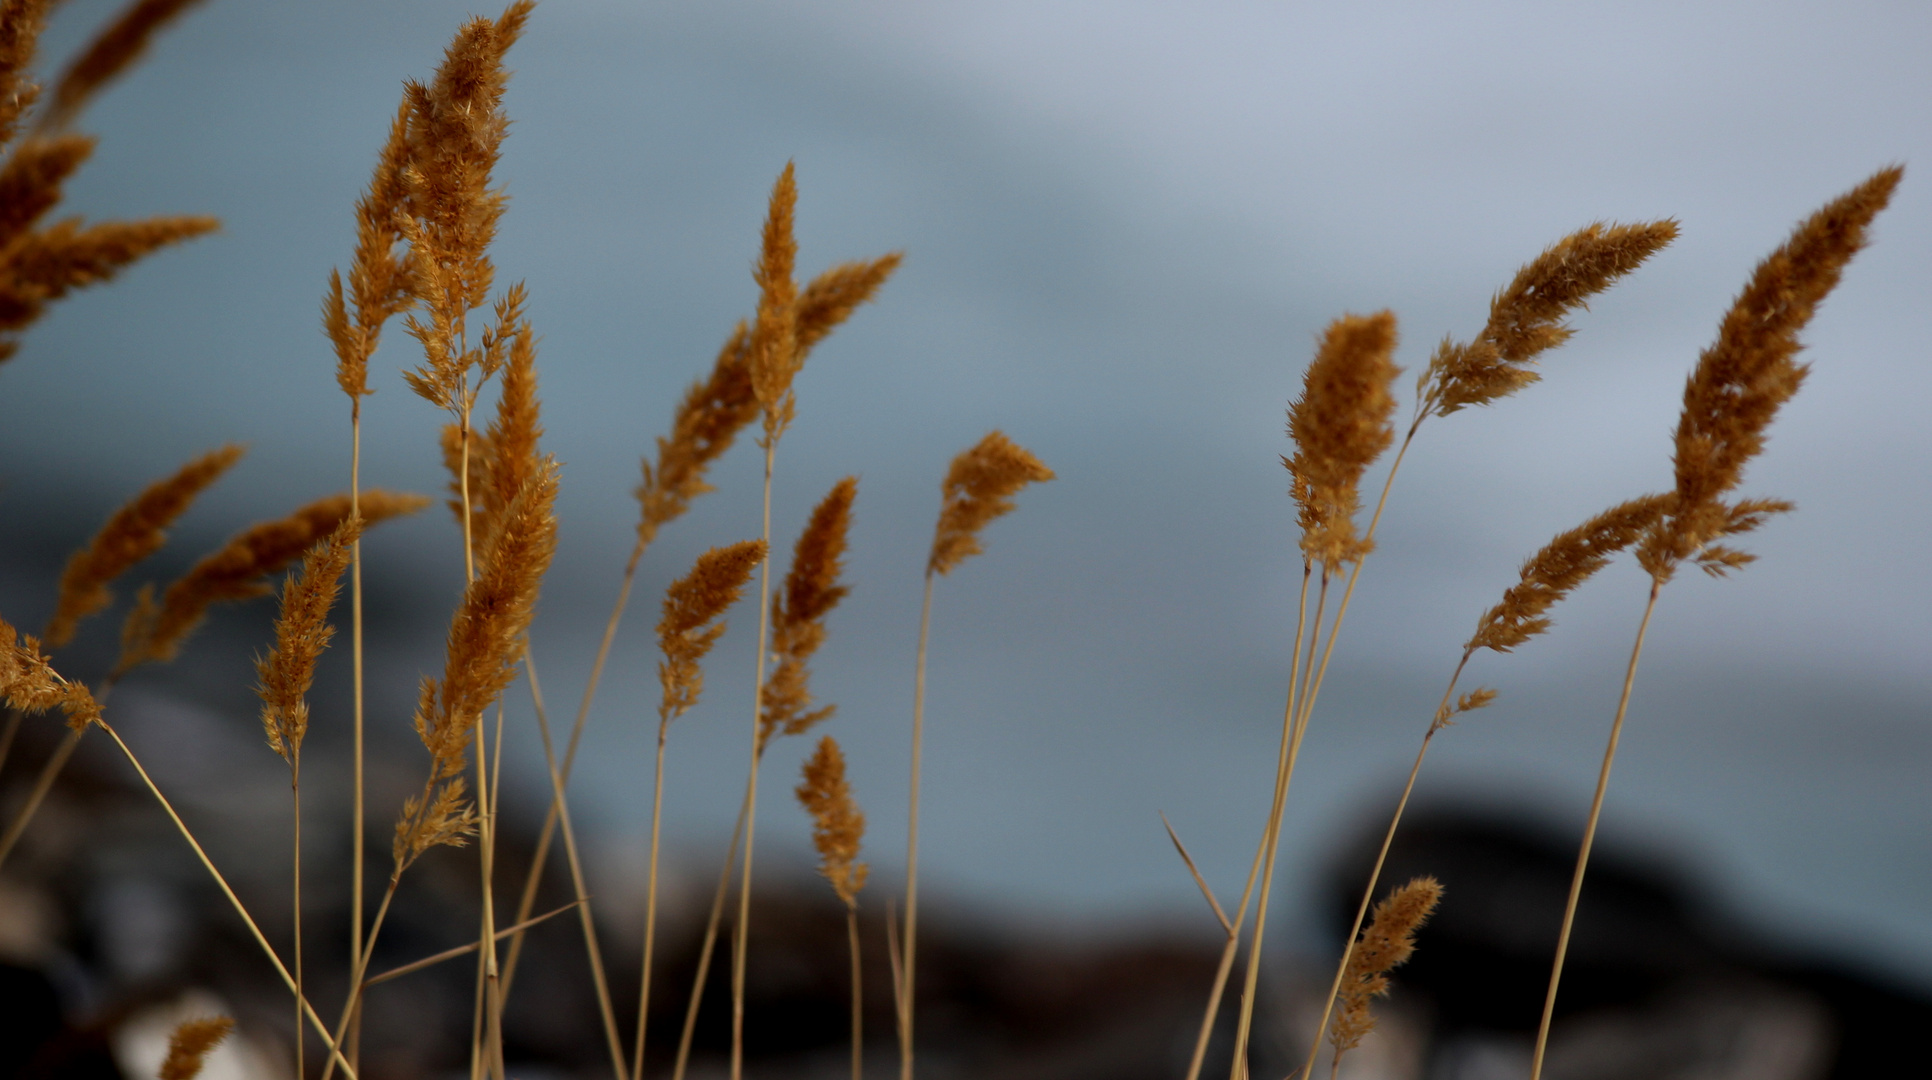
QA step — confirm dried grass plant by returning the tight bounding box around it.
[0,3,1910,1077]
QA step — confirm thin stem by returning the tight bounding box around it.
[731,439,778,1080]
[847,904,863,1080]
[293,761,306,1080]
[672,788,750,1080]
[1530,579,1661,1080]
[899,571,935,1080]
[94,719,359,1080]
[1229,571,1328,1077]
[519,650,629,1080]
[319,879,399,1080]
[1183,563,1309,1080]
[349,400,366,1076]
[502,532,650,980]
[1300,652,1469,1080]
[884,897,903,1033]
[364,900,582,989]
[633,716,671,1080]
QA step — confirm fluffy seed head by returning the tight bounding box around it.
[1286,312,1400,568]
[2,614,102,732]
[657,539,765,725]
[1467,493,1674,656]
[760,478,856,747]
[157,1015,234,1080]
[257,518,360,764]
[1332,877,1442,1056]
[928,431,1054,577]
[45,443,244,648]
[796,735,868,907]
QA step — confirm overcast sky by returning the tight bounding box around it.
[3,0,1928,987]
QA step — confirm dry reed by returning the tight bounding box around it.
[158,1015,234,1080]
[1328,878,1440,1078]
[1530,166,1902,1080]
[798,735,869,1080]
[903,430,1052,1080]
[44,444,245,648]
[36,0,209,133]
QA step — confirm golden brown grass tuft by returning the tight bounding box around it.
[797,735,868,907]
[0,0,54,144]
[760,477,856,747]
[749,163,801,447]
[0,214,219,364]
[796,253,904,352]
[657,540,766,724]
[257,518,360,763]
[928,431,1055,577]
[325,99,415,401]
[115,490,427,675]
[44,443,245,648]
[36,0,209,133]
[1330,877,1442,1066]
[395,461,556,869]
[1640,167,1901,582]
[157,1015,235,1080]
[1418,220,1679,418]
[1,613,102,731]
[1464,493,1674,657]
[1286,312,1401,568]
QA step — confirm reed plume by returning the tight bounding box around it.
[0,0,54,144]
[256,519,357,1080]
[799,735,869,1080]
[44,444,245,648]
[158,1016,234,1080]
[1329,877,1440,1077]
[903,431,1051,1080]
[114,490,427,675]
[0,214,218,364]
[1417,220,1679,419]
[632,541,764,1080]
[761,476,857,747]
[35,0,208,132]
[1532,167,1902,1080]
[1285,312,1401,569]
[926,431,1057,577]
[2,614,101,731]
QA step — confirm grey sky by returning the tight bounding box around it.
[4,0,1928,988]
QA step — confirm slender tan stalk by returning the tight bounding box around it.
[318,878,400,1080]
[0,707,23,777]
[0,725,78,869]
[634,710,672,1080]
[92,718,359,1080]
[672,787,750,1080]
[899,572,932,1080]
[1227,569,1327,1077]
[848,906,864,1080]
[732,440,777,1080]
[348,408,365,1071]
[364,901,581,989]
[1530,580,1659,1079]
[522,651,629,1080]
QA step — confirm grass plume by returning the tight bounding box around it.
[114,490,427,676]
[36,0,209,132]
[1286,311,1401,569]
[158,1015,235,1080]
[44,443,245,648]
[1329,877,1441,1077]
[760,476,857,747]
[799,736,869,1080]
[1,613,102,731]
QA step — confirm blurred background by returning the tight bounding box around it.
[0,1,1927,1077]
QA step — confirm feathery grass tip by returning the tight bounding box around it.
[657,539,766,725]
[928,431,1054,577]
[797,735,868,907]
[761,477,856,747]
[157,1015,234,1080]
[2,614,101,731]
[45,443,245,648]
[1640,167,1901,582]
[37,0,210,133]
[257,518,360,763]
[1418,220,1678,418]
[1286,311,1400,568]
[1331,876,1442,1057]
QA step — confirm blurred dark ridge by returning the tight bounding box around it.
[1321,804,1931,1080]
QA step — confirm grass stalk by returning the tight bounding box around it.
[292,757,306,1080]
[1299,650,1470,1080]
[93,717,360,1080]
[1227,570,1327,1076]
[0,726,82,871]
[348,398,367,1074]
[364,900,582,989]
[319,878,399,1080]
[502,531,651,985]
[0,708,25,778]
[1529,579,1661,1079]
[898,571,935,1080]
[672,787,750,1080]
[730,439,778,1080]
[632,711,672,1080]
[520,650,629,1080]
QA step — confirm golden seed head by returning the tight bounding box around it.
[1332,876,1442,1056]
[796,735,868,907]
[157,1015,234,1080]
[657,539,766,725]
[928,431,1054,577]
[1286,311,1400,569]
[760,478,857,746]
